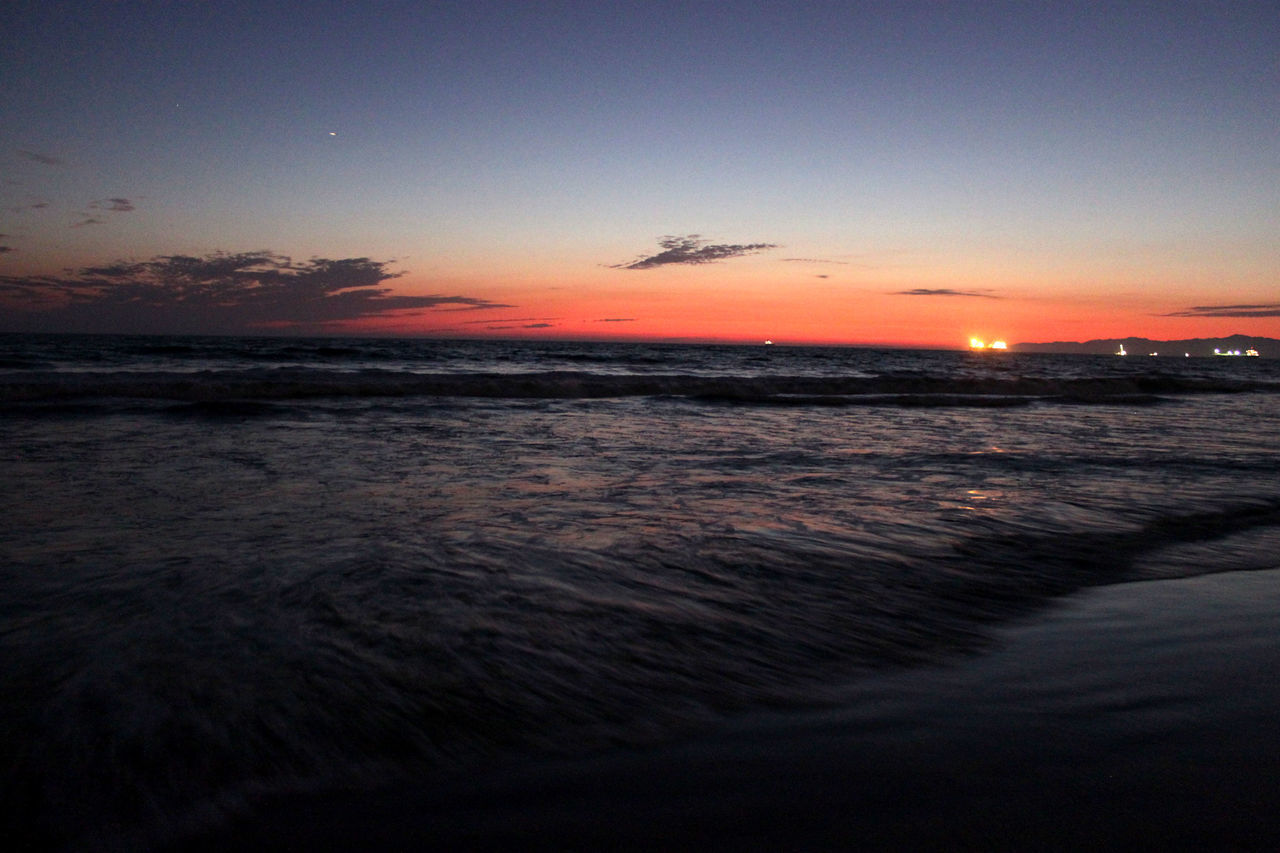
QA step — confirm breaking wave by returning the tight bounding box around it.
[3,368,1277,406]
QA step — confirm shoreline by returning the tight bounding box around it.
[170,567,1280,851]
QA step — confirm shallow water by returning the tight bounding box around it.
[2,335,1279,848]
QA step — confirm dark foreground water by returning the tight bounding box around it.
[193,568,1280,852]
[3,335,1279,849]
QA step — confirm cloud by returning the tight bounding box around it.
[610,234,778,270]
[70,199,136,226]
[0,250,512,334]
[1163,303,1280,318]
[487,322,554,330]
[815,274,830,279]
[0,246,12,254]
[17,150,63,166]
[432,302,514,312]
[595,318,636,322]
[459,316,558,325]
[892,288,1001,299]
[89,198,136,212]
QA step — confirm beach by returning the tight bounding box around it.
[181,566,1280,851]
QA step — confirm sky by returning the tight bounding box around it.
[2,0,1278,347]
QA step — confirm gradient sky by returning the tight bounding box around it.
[3,0,1278,346]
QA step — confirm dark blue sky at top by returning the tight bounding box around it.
[9,3,1268,137]
[10,2,1270,134]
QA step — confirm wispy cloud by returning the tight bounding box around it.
[780,258,839,279]
[595,318,635,322]
[17,150,63,166]
[69,198,137,226]
[459,316,557,325]
[486,322,554,330]
[610,234,778,270]
[0,250,511,334]
[1163,303,1280,318]
[432,302,515,312]
[892,288,1001,299]
[89,198,136,212]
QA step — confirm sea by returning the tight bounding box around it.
[3,334,1280,850]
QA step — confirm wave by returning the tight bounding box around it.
[11,492,1280,851]
[3,368,1278,406]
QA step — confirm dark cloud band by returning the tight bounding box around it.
[0,251,510,334]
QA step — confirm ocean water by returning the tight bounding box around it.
[3,334,1279,849]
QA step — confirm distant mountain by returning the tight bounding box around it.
[1013,334,1277,358]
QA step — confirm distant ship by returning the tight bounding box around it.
[1214,348,1261,357]
[1116,344,1127,356]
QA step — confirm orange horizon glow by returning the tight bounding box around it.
[5,247,1278,347]
[334,264,1280,348]
[342,312,1280,349]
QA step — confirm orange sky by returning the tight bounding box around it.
[344,256,1280,348]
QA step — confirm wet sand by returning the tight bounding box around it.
[175,568,1280,851]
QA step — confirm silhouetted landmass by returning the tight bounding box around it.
[1014,334,1278,358]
